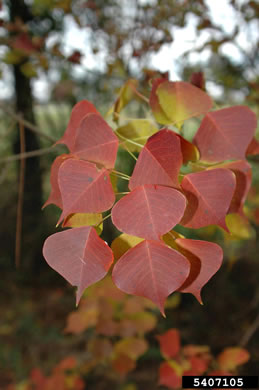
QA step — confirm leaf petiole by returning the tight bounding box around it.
[95,213,111,228]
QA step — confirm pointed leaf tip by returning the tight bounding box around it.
[56,100,99,151]
[112,240,190,314]
[43,227,113,305]
[176,238,223,302]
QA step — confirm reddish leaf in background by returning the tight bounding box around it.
[129,129,182,190]
[246,137,259,156]
[149,78,172,124]
[159,362,182,389]
[56,100,99,151]
[156,81,213,126]
[43,226,113,305]
[42,154,72,209]
[112,185,186,240]
[209,160,252,214]
[176,239,223,303]
[180,168,236,231]
[217,347,250,371]
[193,106,257,163]
[12,32,36,54]
[185,356,209,374]
[190,71,205,90]
[157,329,180,359]
[68,50,82,64]
[73,113,119,169]
[57,159,115,224]
[111,354,135,375]
[112,240,190,314]
[30,368,47,389]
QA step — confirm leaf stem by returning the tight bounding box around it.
[134,89,149,103]
[95,213,111,228]
[111,170,130,181]
[115,131,144,148]
[123,143,138,161]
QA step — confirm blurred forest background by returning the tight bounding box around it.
[0,0,259,389]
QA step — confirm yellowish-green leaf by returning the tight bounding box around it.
[168,359,184,376]
[164,293,181,309]
[63,213,103,235]
[110,172,118,193]
[114,337,148,360]
[111,233,143,261]
[156,81,213,129]
[3,50,24,65]
[20,62,38,78]
[117,119,158,152]
[225,213,255,240]
[163,230,185,250]
[112,79,139,121]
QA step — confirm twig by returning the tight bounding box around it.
[0,102,57,143]
[0,146,56,163]
[240,312,259,347]
[134,89,149,103]
[15,122,26,268]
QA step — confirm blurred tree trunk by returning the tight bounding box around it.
[10,0,44,267]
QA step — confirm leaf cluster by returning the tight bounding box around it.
[42,77,258,315]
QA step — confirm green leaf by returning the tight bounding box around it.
[117,119,158,152]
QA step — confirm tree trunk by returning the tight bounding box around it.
[10,0,44,268]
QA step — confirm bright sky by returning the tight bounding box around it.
[0,0,258,101]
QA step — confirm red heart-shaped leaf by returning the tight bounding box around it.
[209,160,252,215]
[112,185,186,240]
[56,100,99,150]
[112,240,190,314]
[57,159,115,224]
[176,238,223,303]
[193,106,257,163]
[43,226,113,305]
[42,154,73,209]
[180,169,236,231]
[73,113,119,169]
[129,129,182,190]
